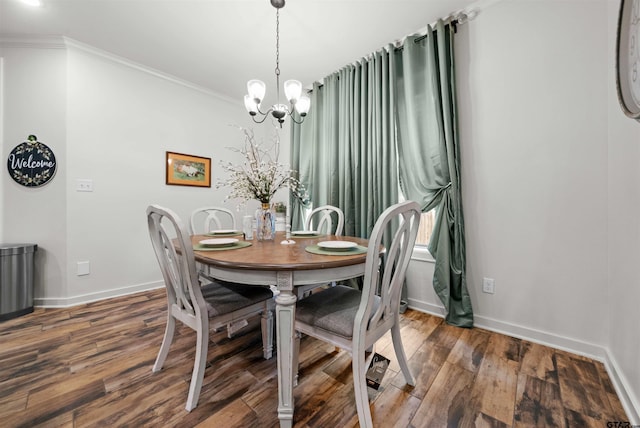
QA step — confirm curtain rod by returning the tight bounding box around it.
[308,9,477,90]
[404,9,477,48]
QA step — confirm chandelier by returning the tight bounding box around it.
[244,0,310,127]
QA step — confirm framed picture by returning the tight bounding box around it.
[166,151,211,187]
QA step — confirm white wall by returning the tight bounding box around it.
[465,0,609,348]
[0,39,69,299]
[410,0,608,349]
[606,0,640,421]
[64,45,247,302]
[1,37,290,306]
[407,0,638,421]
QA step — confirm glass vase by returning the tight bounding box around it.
[255,202,276,241]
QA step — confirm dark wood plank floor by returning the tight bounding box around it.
[0,288,629,427]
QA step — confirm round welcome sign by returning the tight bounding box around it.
[7,135,57,187]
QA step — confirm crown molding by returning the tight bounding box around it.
[0,34,66,49]
[63,37,238,105]
[0,33,238,106]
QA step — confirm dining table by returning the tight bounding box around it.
[190,231,370,427]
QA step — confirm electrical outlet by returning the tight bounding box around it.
[77,179,93,192]
[77,261,90,276]
[482,277,495,294]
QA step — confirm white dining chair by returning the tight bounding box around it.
[189,206,236,235]
[296,205,346,299]
[189,206,244,320]
[147,204,274,412]
[292,201,420,427]
[305,204,344,236]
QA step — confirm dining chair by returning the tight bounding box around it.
[189,206,236,235]
[296,204,346,299]
[189,206,242,318]
[305,204,344,236]
[292,200,420,427]
[146,204,274,412]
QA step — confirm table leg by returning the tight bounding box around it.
[275,271,296,428]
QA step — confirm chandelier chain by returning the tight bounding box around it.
[243,0,308,127]
[275,9,280,77]
[275,8,281,103]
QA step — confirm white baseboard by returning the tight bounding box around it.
[34,281,164,308]
[474,314,607,361]
[408,297,605,358]
[407,297,639,423]
[407,297,446,317]
[604,349,640,424]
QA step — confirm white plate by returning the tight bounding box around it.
[199,238,239,247]
[292,230,318,235]
[210,229,240,235]
[317,240,358,251]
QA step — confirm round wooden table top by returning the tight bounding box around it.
[191,232,370,271]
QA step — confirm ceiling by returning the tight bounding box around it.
[1,0,486,104]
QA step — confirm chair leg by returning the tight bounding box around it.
[152,314,176,372]
[292,330,301,386]
[261,302,274,360]
[352,349,374,428]
[227,319,249,338]
[391,322,415,386]
[185,318,209,412]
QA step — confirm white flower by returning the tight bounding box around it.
[217,127,308,207]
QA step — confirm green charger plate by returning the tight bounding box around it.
[305,244,367,256]
[193,241,252,251]
[206,231,243,237]
[290,230,324,238]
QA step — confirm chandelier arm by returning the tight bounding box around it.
[255,105,270,116]
[251,115,270,125]
[288,112,305,125]
[251,110,273,125]
[245,0,309,124]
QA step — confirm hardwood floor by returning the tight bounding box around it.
[0,288,629,427]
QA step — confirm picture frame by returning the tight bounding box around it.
[166,151,211,187]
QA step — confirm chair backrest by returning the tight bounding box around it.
[148,205,207,325]
[355,201,421,342]
[189,206,236,235]
[305,205,344,236]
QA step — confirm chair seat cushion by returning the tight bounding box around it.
[295,284,380,339]
[201,280,273,317]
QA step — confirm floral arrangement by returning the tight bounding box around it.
[217,127,308,207]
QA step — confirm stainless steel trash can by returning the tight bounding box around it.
[0,243,37,321]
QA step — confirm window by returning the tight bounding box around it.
[415,210,435,246]
[398,191,435,247]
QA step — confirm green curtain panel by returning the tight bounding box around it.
[395,21,473,327]
[292,47,399,240]
[292,20,473,327]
